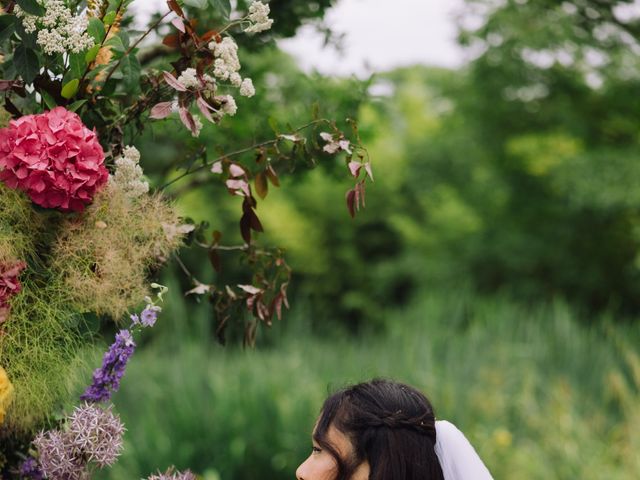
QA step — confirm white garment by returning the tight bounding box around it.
[435,420,494,480]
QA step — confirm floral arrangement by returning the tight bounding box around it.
[0,0,372,476]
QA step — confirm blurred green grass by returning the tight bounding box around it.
[99,293,640,480]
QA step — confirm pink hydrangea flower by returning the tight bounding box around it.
[0,261,26,307]
[0,107,108,212]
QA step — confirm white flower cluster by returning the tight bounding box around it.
[111,146,149,199]
[244,1,274,34]
[207,36,256,98]
[15,0,94,56]
[209,37,241,81]
[176,68,201,90]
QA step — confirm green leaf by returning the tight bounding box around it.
[61,79,80,99]
[120,54,141,94]
[13,45,39,84]
[87,17,105,43]
[84,44,101,64]
[208,0,231,17]
[0,15,15,43]
[40,90,57,110]
[103,10,117,25]
[68,100,88,112]
[268,117,280,135]
[105,34,126,53]
[13,19,37,49]
[68,52,86,78]
[185,0,208,9]
[16,0,44,16]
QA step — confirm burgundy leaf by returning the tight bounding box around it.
[167,0,185,17]
[179,107,197,135]
[163,71,186,91]
[266,164,280,187]
[248,209,263,232]
[209,248,221,272]
[149,101,173,119]
[255,172,268,199]
[240,213,252,244]
[346,189,356,218]
[196,96,214,122]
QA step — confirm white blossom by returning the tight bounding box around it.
[16,0,93,55]
[239,78,255,97]
[244,1,274,33]
[209,37,241,81]
[110,146,149,199]
[229,72,242,87]
[219,95,237,116]
[177,68,201,90]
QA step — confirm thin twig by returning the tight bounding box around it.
[159,119,328,190]
[102,9,172,86]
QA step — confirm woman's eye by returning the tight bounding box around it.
[312,446,322,454]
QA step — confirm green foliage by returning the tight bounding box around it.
[102,294,640,480]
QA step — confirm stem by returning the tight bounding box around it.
[159,119,328,190]
[102,10,172,86]
[79,0,125,87]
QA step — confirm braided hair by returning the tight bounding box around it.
[314,379,444,480]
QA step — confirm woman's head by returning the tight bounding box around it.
[296,379,444,480]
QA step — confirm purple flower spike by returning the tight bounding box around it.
[81,330,136,403]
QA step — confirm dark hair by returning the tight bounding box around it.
[314,379,444,480]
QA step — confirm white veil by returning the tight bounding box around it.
[434,420,494,480]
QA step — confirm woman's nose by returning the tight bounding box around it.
[296,456,309,479]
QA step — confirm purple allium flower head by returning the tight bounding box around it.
[19,457,44,480]
[146,468,197,480]
[33,430,88,480]
[67,402,125,467]
[81,329,136,403]
[140,305,161,327]
[130,313,140,325]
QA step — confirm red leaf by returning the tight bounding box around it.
[163,71,186,91]
[171,17,186,33]
[356,181,366,208]
[196,96,214,122]
[209,248,221,272]
[255,172,268,199]
[240,213,251,244]
[149,101,173,119]
[266,164,280,187]
[179,107,197,135]
[274,294,283,320]
[346,189,356,218]
[201,30,221,43]
[167,0,185,17]
[162,34,180,49]
[248,209,263,232]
